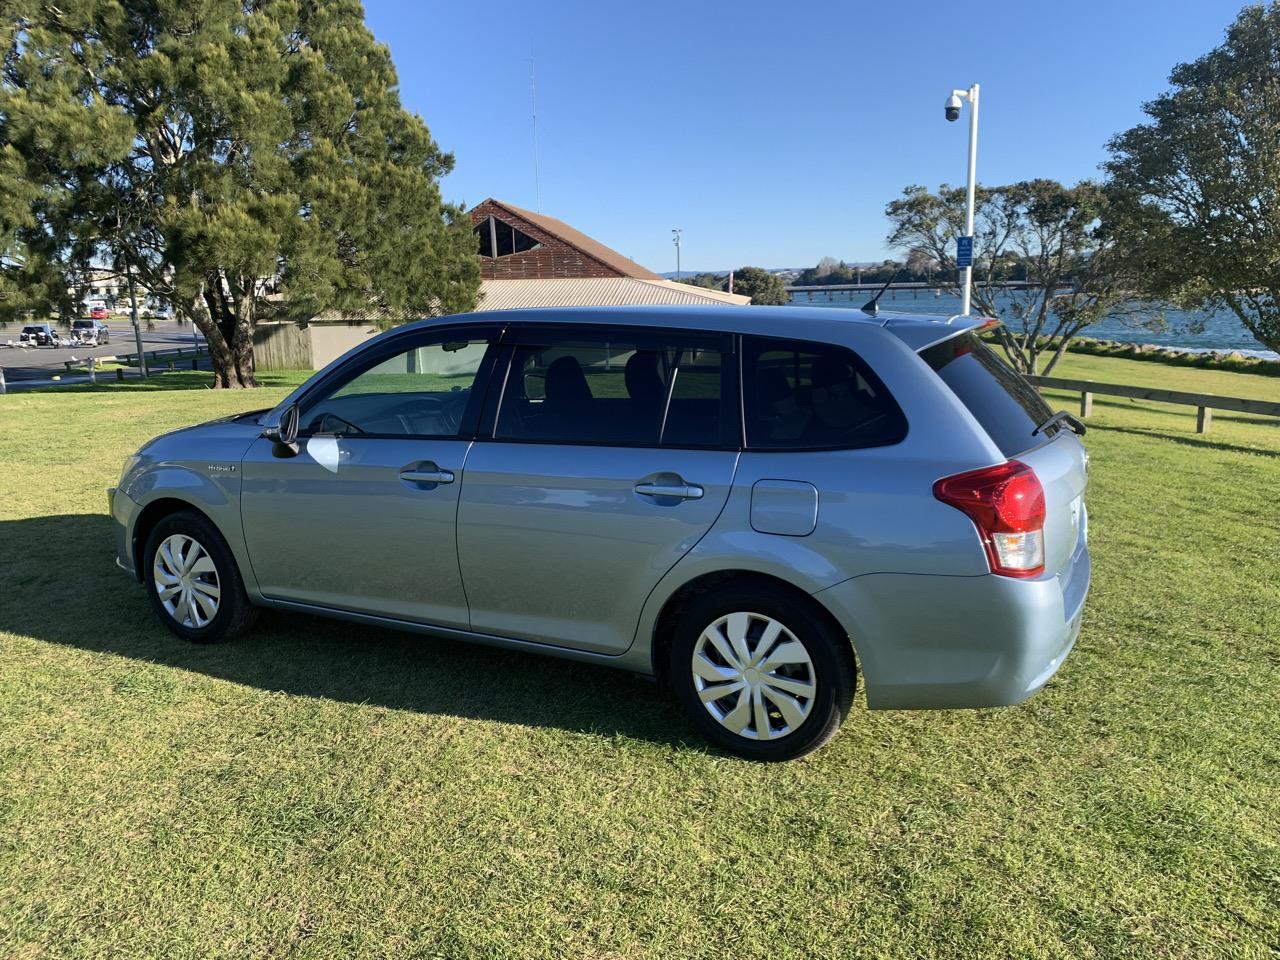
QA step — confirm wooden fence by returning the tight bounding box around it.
[253,323,312,371]
[1026,375,1280,434]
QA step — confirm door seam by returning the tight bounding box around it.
[454,439,476,630]
[623,449,743,654]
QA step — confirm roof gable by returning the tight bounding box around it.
[470,198,662,280]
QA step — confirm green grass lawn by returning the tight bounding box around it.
[1,356,1278,958]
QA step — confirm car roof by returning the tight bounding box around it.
[395,304,992,353]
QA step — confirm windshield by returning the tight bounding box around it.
[73,320,93,328]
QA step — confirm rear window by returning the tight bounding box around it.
[920,332,1054,456]
[73,320,92,328]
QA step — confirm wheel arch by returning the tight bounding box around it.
[130,497,218,582]
[650,569,856,685]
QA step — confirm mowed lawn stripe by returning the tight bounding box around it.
[1,358,1277,958]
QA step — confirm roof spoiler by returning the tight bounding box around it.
[882,314,1001,352]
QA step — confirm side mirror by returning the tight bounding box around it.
[264,403,301,458]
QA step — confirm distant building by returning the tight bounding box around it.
[468,198,749,309]
[256,198,748,369]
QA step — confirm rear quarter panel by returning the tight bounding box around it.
[621,325,1008,671]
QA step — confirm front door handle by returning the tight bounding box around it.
[400,463,455,485]
[634,481,704,500]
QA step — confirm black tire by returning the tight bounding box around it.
[669,582,856,761]
[143,510,257,644]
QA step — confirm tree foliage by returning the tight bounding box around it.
[730,266,789,305]
[0,0,480,386]
[677,267,789,304]
[680,272,729,290]
[1105,3,1280,354]
[794,258,944,287]
[886,180,1149,375]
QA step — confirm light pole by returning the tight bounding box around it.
[945,83,980,315]
[671,228,682,281]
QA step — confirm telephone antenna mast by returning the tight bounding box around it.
[530,56,541,211]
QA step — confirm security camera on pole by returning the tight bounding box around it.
[944,83,979,316]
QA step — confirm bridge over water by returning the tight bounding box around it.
[785,280,1043,295]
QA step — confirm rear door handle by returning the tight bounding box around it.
[400,464,455,485]
[634,481,704,500]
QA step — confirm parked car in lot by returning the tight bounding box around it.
[19,323,61,346]
[71,318,109,345]
[90,307,110,320]
[109,306,1091,760]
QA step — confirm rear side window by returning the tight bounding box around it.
[493,332,730,447]
[742,336,908,450]
[920,333,1053,456]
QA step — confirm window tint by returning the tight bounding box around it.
[742,336,908,449]
[919,333,1054,456]
[494,334,726,447]
[301,336,491,438]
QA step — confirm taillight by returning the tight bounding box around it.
[933,460,1046,578]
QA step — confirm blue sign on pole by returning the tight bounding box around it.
[956,235,974,268]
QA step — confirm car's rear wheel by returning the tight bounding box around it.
[669,583,855,761]
[143,511,256,643]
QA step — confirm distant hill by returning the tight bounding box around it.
[660,268,811,279]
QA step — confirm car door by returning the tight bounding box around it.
[456,324,740,654]
[240,323,502,627]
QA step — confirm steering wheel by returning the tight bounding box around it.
[388,393,465,435]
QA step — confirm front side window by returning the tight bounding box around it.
[301,333,493,438]
[742,336,908,449]
[493,332,728,447]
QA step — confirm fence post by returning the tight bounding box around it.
[1080,391,1093,418]
[1196,406,1212,433]
[0,366,5,395]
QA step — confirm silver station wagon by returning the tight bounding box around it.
[109,305,1090,760]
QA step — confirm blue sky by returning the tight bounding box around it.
[365,0,1246,272]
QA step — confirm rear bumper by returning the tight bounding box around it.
[108,485,141,579]
[816,541,1090,710]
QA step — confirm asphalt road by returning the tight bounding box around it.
[1,319,206,386]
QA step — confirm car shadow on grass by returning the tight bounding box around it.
[0,513,706,753]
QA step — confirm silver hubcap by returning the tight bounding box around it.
[692,612,816,741]
[153,533,221,629]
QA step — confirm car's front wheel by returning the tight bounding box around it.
[669,583,856,761]
[143,511,257,643]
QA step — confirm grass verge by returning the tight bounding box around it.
[0,355,1277,958]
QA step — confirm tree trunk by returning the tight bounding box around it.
[186,281,260,389]
[1040,341,1072,377]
